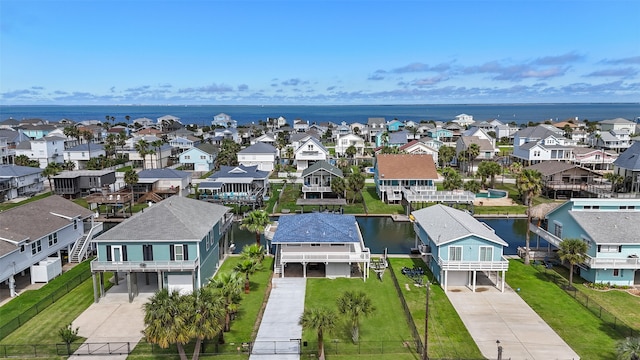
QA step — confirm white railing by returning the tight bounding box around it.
[528,224,563,248]
[403,189,475,203]
[584,255,640,269]
[70,222,104,262]
[280,250,370,263]
[437,256,509,271]
[91,258,199,272]
[302,185,331,193]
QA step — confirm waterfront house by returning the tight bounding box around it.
[571,147,618,171]
[456,136,498,173]
[0,195,99,297]
[524,162,600,199]
[90,196,233,302]
[0,165,44,201]
[15,135,65,168]
[374,154,438,203]
[387,119,404,132]
[293,119,309,132]
[63,143,106,170]
[453,114,475,127]
[612,141,640,194]
[198,165,269,205]
[157,115,182,132]
[590,129,632,153]
[530,198,640,286]
[237,142,278,172]
[267,213,371,280]
[427,127,454,142]
[335,133,366,157]
[294,137,329,171]
[411,204,509,292]
[135,168,191,202]
[19,124,57,140]
[0,129,30,165]
[366,117,386,142]
[212,113,237,128]
[250,133,276,146]
[598,118,636,133]
[168,136,200,152]
[53,170,116,199]
[178,143,217,172]
[301,160,344,199]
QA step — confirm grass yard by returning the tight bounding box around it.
[274,183,301,212]
[506,259,625,360]
[388,258,483,360]
[0,192,52,212]
[303,272,418,359]
[360,186,404,215]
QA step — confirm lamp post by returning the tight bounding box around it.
[496,340,503,360]
[423,281,431,360]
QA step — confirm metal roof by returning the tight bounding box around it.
[271,213,361,244]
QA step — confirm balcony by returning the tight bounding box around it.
[302,185,332,193]
[91,258,199,272]
[584,255,640,269]
[280,250,370,264]
[437,256,509,271]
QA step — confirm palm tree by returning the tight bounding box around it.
[151,139,164,169]
[441,167,463,191]
[438,146,456,167]
[346,170,365,204]
[143,289,190,360]
[62,160,76,171]
[330,176,346,199]
[299,307,337,360]
[336,291,376,344]
[605,172,625,193]
[284,146,294,166]
[477,161,502,188]
[240,244,265,263]
[135,139,150,169]
[234,259,262,294]
[466,143,481,175]
[124,169,138,206]
[517,169,543,265]
[42,162,61,191]
[186,287,225,360]
[81,130,94,158]
[209,272,243,334]
[617,337,640,360]
[116,131,127,160]
[63,126,80,146]
[239,210,271,247]
[104,133,117,159]
[557,238,588,288]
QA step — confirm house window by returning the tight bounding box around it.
[73,219,78,230]
[185,155,190,160]
[449,246,462,261]
[553,222,562,238]
[170,244,189,261]
[597,245,621,253]
[613,269,620,277]
[31,240,42,255]
[200,155,206,160]
[20,245,25,252]
[308,145,313,151]
[479,246,493,261]
[310,244,321,247]
[48,233,58,246]
[205,234,210,251]
[142,244,153,261]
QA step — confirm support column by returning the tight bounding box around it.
[501,270,505,293]
[157,271,163,290]
[99,272,105,298]
[444,270,448,293]
[8,275,16,298]
[472,270,477,292]
[281,263,285,278]
[92,272,99,303]
[114,271,119,285]
[303,263,307,278]
[126,272,133,303]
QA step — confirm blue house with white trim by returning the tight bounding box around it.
[411,204,509,292]
[532,198,640,286]
[90,196,233,302]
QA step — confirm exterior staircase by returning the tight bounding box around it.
[139,191,163,204]
[70,223,103,263]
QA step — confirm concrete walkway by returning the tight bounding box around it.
[250,278,306,360]
[68,273,157,360]
[446,285,580,360]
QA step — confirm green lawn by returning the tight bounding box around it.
[274,183,301,212]
[387,258,483,360]
[0,192,52,212]
[506,259,625,360]
[360,186,403,214]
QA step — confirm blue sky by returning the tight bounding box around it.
[1,0,639,105]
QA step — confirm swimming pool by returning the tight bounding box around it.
[475,189,508,199]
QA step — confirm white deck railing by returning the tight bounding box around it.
[584,255,640,269]
[302,185,332,193]
[437,256,509,271]
[529,223,563,248]
[91,258,199,272]
[280,250,370,263]
[403,189,476,203]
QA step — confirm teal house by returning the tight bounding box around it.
[531,198,640,286]
[412,204,509,292]
[90,196,233,302]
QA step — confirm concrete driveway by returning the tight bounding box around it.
[446,285,580,360]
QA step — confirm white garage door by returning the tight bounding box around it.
[447,271,468,286]
[167,274,193,295]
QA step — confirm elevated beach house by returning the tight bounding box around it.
[374,154,438,203]
[301,160,344,199]
[0,196,100,297]
[266,213,371,280]
[198,165,269,206]
[530,198,640,286]
[412,204,509,292]
[90,196,233,302]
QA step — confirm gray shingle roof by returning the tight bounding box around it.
[0,165,42,178]
[271,213,361,244]
[570,211,640,244]
[412,204,507,246]
[614,142,640,170]
[525,161,586,176]
[301,160,343,178]
[138,169,190,179]
[93,196,229,242]
[238,142,277,155]
[65,143,105,152]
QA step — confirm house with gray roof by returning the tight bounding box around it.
[198,165,269,205]
[0,164,44,201]
[62,143,106,170]
[591,129,632,153]
[294,137,329,171]
[266,213,371,280]
[512,125,574,166]
[301,160,344,199]
[613,141,640,193]
[532,198,640,286]
[237,142,278,172]
[0,196,97,297]
[14,135,66,168]
[411,204,509,292]
[53,170,116,199]
[455,136,498,173]
[179,143,217,172]
[90,196,234,302]
[135,169,191,201]
[525,161,600,199]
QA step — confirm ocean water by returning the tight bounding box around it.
[1,103,638,127]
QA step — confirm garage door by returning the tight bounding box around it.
[167,274,193,295]
[447,271,468,286]
[195,163,209,172]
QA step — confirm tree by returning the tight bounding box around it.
[239,210,271,247]
[215,139,240,169]
[330,176,346,199]
[209,272,243,333]
[151,140,164,169]
[116,131,127,160]
[81,130,94,158]
[14,155,32,166]
[517,169,542,265]
[441,167,463,191]
[104,133,117,159]
[143,289,190,360]
[346,170,365,204]
[62,160,76,171]
[477,161,502,188]
[124,169,138,205]
[617,337,640,360]
[605,172,625,193]
[284,146,294,166]
[241,243,265,263]
[186,287,225,360]
[557,238,588,288]
[465,143,480,175]
[234,259,262,294]
[509,161,523,176]
[63,126,80,145]
[463,179,482,194]
[42,162,62,191]
[438,146,456,167]
[345,145,357,159]
[299,307,337,360]
[58,323,80,355]
[336,291,376,344]
[135,139,150,169]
